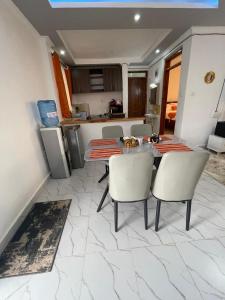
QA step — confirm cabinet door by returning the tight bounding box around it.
[103,68,114,92]
[72,69,90,94]
[104,67,122,92]
[128,77,147,117]
[113,67,122,91]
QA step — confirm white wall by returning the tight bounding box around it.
[179,34,225,145]
[72,91,122,115]
[174,38,192,138]
[148,27,225,146]
[0,1,60,247]
[122,63,128,117]
[39,36,62,120]
[148,55,165,131]
[79,119,144,150]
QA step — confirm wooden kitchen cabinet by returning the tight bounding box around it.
[104,67,122,92]
[72,65,122,94]
[72,69,90,94]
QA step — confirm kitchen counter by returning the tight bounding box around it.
[61,117,145,126]
[61,117,145,150]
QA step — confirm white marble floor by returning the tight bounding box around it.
[1,162,225,300]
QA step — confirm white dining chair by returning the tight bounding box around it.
[152,151,209,231]
[130,124,152,137]
[109,152,154,232]
[98,125,124,183]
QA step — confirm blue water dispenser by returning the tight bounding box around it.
[37,100,59,127]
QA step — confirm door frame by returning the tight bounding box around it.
[128,71,148,118]
[159,50,182,134]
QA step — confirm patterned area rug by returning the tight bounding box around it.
[204,153,225,185]
[0,199,71,279]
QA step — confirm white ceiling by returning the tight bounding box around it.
[58,28,171,64]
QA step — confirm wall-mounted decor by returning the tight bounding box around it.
[204,71,215,84]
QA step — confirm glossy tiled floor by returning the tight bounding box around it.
[1,162,225,300]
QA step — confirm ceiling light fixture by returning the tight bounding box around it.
[134,13,141,22]
[60,49,66,56]
[155,49,160,54]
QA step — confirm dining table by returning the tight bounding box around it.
[84,136,193,212]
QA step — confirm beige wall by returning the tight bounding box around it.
[0,1,59,247]
[167,65,181,102]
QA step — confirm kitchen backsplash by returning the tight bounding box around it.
[72,91,123,115]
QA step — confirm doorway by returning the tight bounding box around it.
[128,72,147,117]
[160,50,182,134]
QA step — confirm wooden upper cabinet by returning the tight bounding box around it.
[104,67,122,92]
[113,67,122,91]
[72,65,122,94]
[72,69,90,94]
[103,68,114,92]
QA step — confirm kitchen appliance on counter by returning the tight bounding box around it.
[72,103,90,120]
[40,127,72,179]
[109,99,124,118]
[109,113,125,118]
[89,113,110,121]
[62,125,85,169]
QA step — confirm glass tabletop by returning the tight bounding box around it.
[84,136,184,162]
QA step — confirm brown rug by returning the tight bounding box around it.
[0,199,71,279]
[204,153,225,185]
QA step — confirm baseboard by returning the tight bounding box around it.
[0,173,50,255]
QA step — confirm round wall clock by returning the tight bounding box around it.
[204,71,215,84]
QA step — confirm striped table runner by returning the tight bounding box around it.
[154,143,192,154]
[89,147,122,159]
[90,139,117,147]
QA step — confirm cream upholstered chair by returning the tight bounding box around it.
[130,124,152,137]
[152,151,209,231]
[98,126,124,183]
[102,125,124,139]
[109,152,154,232]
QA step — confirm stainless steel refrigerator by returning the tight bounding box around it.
[62,125,85,169]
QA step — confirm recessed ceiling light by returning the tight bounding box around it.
[134,13,141,22]
[155,49,160,54]
[150,83,158,89]
[60,49,66,56]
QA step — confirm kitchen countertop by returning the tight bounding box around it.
[61,117,145,126]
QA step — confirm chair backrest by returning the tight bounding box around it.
[152,151,209,201]
[102,125,124,139]
[131,124,152,137]
[109,152,154,202]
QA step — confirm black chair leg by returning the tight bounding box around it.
[98,165,109,183]
[155,200,161,232]
[186,200,192,231]
[114,201,118,232]
[144,199,148,230]
[97,184,109,212]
